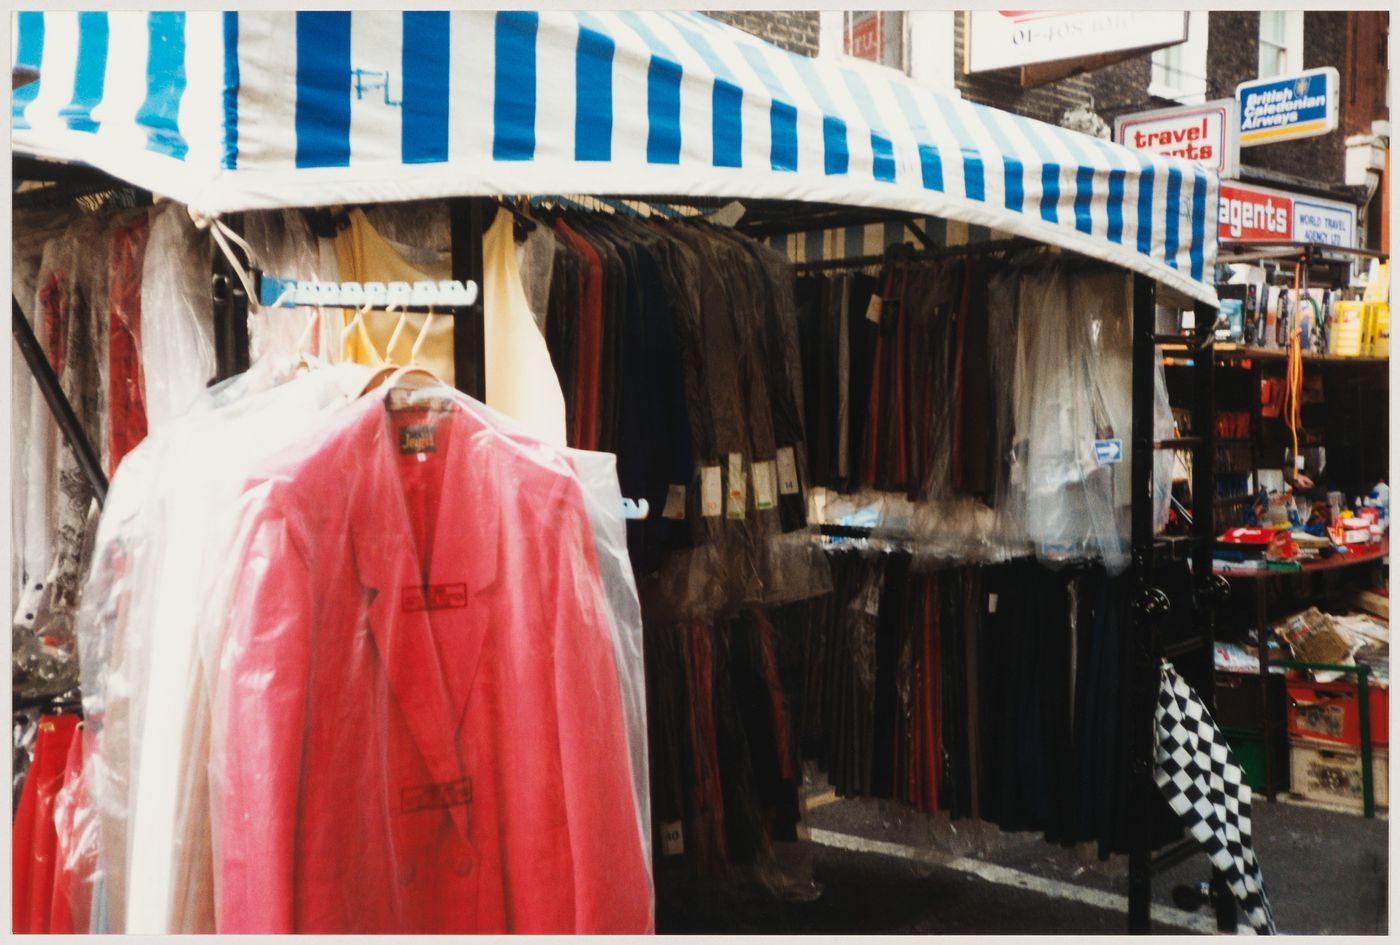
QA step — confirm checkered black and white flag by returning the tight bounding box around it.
[1155,664,1277,935]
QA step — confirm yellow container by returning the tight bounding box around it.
[1331,300,1365,356]
[1366,302,1389,358]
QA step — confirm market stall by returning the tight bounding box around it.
[12,9,1253,936]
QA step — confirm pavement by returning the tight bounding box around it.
[656,777,1389,935]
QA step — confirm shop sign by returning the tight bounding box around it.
[1218,181,1356,247]
[965,10,1187,73]
[1237,67,1339,147]
[1115,99,1240,178]
[846,12,881,62]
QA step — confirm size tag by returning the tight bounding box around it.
[661,820,685,856]
[726,452,747,520]
[753,460,777,510]
[776,446,800,495]
[400,424,437,454]
[988,593,999,614]
[865,294,883,324]
[700,466,723,517]
[661,484,687,520]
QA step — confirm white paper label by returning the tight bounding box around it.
[753,460,777,510]
[776,446,800,495]
[988,593,999,614]
[661,820,684,856]
[865,294,883,324]
[701,466,723,517]
[861,579,882,616]
[726,452,747,520]
[662,484,687,520]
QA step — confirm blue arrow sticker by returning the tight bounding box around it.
[1094,439,1123,464]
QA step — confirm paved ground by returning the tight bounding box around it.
[657,782,1388,934]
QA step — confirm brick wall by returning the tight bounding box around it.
[703,10,820,56]
[1343,10,1390,136]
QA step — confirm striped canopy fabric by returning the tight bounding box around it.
[12,10,1219,303]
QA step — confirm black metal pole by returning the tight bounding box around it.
[449,197,490,400]
[211,213,250,382]
[11,298,108,507]
[1127,273,1158,933]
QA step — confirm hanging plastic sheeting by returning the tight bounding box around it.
[12,11,1219,307]
[241,209,333,363]
[138,204,216,433]
[71,362,653,933]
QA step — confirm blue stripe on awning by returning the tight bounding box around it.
[138,12,189,160]
[669,19,743,168]
[62,13,108,133]
[1106,170,1125,244]
[1163,167,1182,270]
[733,44,797,172]
[1040,123,1098,236]
[888,82,943,192]
[294,12,350,167]
[402,12,450,164]
[836,67,895,183]
[1190,170,1208,282]
[930,96,984,201]
[222,12,239,169]
[1136,164,1156,257]
[616,11,681,165]
[970,109,1027,214]
[493,11,538,161]
[788,54,848,176]
[12,12,45,131]
[573,12,615,162]
[1005,119,1061,225]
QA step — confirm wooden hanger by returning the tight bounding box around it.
[358,306,442,397]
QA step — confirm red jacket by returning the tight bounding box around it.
[213,391,652,933]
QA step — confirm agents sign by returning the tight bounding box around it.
[965,11,1187,73]
[1115,99,1240,178]
[1237,67,1339,147]
[1218,181,1356,247]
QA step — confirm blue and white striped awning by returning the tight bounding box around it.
[12,10,1219,303]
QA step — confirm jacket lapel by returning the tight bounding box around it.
[349,397,500,839]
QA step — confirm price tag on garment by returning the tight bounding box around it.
[861,579,883,617]
[661,484,687,520]
[776,446,801,495]
[865,294,883,324]
[726,452,747,520]
[661,820,685,856]
[753,460,777,511]
[701,466,723,518]
[988,593,999,614]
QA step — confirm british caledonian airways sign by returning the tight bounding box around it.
[1218,181,1356,247]
[1236,67,1339,147]
[1115,100,1240,178]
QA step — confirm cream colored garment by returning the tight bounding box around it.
[482,211,567,447]
[334,208,456,385]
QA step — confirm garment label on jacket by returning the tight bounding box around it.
[752,460,777,510]
[661,820,685,856]
[400,424,437,454]
[865,295,883,324]
[726,452,747,520]
[402,583,469,612]
[401,777,472,814]
[701,466,722,517]
[662,484,687,520]
[776,447,800,495]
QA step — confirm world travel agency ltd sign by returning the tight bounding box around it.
[1218,181,1356,247]
[1237,67,1339,147]
[1115,99,1240,178]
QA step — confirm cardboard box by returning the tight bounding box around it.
[1289,739,1388,812]
[1286,678,1389,747]
[1274,608,1351,665]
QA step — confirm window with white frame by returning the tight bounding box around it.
[1258,10,1304,78]
[818,10,958,92]
[1149,12,1208,104]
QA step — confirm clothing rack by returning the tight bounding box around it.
[792,237,1043,274]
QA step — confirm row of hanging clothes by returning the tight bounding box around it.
[793,247,1177,574]
[11,197,655,934]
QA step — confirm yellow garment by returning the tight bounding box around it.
[482,211,567,446]
[333,208,456,385]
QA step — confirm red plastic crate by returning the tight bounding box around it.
[1286,677,1389,747]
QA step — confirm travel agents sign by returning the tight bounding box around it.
[1218,181,1356,247]
[1237,67,1339,147]
[1115,99,1240,178]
